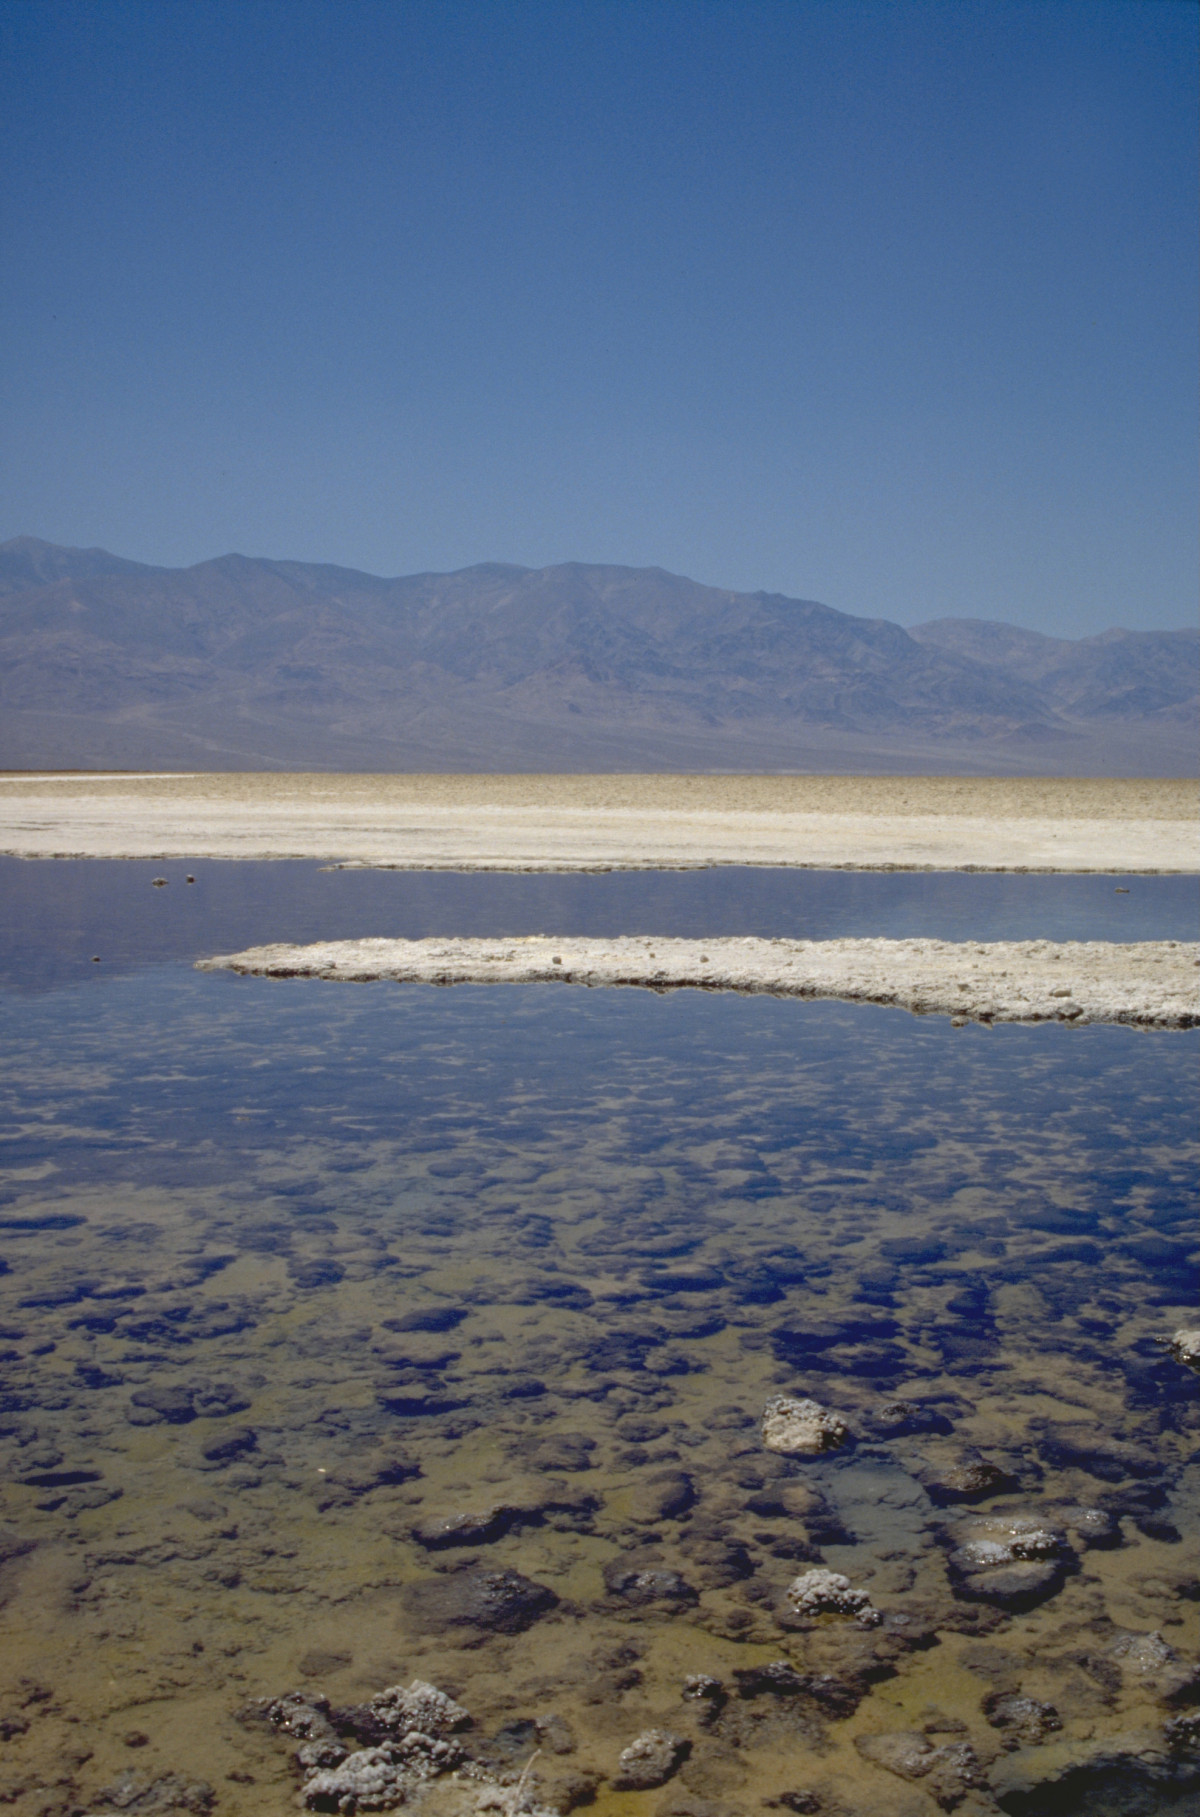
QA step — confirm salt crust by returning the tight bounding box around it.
[2,773,1197,871]
[197,935,1200,1028]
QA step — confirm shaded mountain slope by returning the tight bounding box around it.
[0,539,1194,774]
[910,617,1198,722]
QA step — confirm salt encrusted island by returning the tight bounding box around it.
[197,935,1200,1028]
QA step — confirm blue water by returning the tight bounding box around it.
[0,860,1196,1814]
[0,855,1195,992]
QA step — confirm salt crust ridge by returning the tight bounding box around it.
[197,934,1200,1028]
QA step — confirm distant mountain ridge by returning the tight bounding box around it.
[0,537,1194,774]
[909,618,1198,723]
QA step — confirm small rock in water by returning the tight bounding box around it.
[128,1386,197,1425]
[627,1469,695,1522]
[251,1691,346,1767]
[681,1673,725,1704]
[1108,1629,1200,1705]
[855,1732,985,1806]
[945,1511,1069,1609]
[1165,1710,1200,1752]
[1169,1328,1200,1373]
[867,1399,953,1438]
[1055,1504,1121,1549]
[473,1784,562,1817]
[733,1659,810,1699]
[79,1772,215,1816]
[534,1712,576,1754]
[301,1739,450,1811]
[412,1505,515,1549]
[382,1305,467,1333]
[297,1650,351,1680]
[602,1557,698,1608]
[918,1450,1018,1505]
[1110,1630,1176,1675]
[785,1567,879,1626]
[194,1425,257,1467]
[612,1728,689,1790]
[761,1394,849,1455]
[368,1680,470,1736]
[982,1690,1062,1748]
[405,1568,558,1634]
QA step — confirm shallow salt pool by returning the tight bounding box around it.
[0,862,1196,1817]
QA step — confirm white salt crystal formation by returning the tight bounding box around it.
[786,1567,879,1625]
[761,1394,849,1455]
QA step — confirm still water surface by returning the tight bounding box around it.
[0,863,1196,1817]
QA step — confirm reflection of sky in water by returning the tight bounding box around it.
[1,855,1196,992]
[0,865,1197,1816]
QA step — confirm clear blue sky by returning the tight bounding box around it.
[1,0,1195,634]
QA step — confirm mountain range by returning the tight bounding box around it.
[0,537,1194,774]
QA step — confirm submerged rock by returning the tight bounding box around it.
[247,1691,347,1768]
[866,1398,954,1439]
[761,1395,849,1456]
[381,1306,467,1333]
[918,1450,1019,1505]
[80,1774,215,1817]
[1110,1630,1176,1676]
[1039,1427,1161,1482]
[369,1681,470,1736]
[612,1728,689,1790]
[1165,1710,1200,1753]
[855,1732,985,1809]
[251,1678,482,1813]
[785,1568,879,1626]
[1109,1631,1200,1707]
[412,1487,598,1549]
[412,1505,517,1549]
[302,1735,461,1811]
[473,1783,562,1817]
[733,1659,810,1699]
[627,1469,695,1522]
[745,1479,854,1546]
[673,1529,756,1587]
[988,1728,1200,1813]
[946,1512,1070,1609]
[681,1674,726,1708]
[313,1451,419,1511]
[602,1557,698,1608]
[405,1568,558,1635]
[1054,1504,1121,1549]
[982,1690,1062,1748]
[188,1425,258,1469]
[126,1380,250,1427]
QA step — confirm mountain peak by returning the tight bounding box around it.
[0,540,1192,774]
